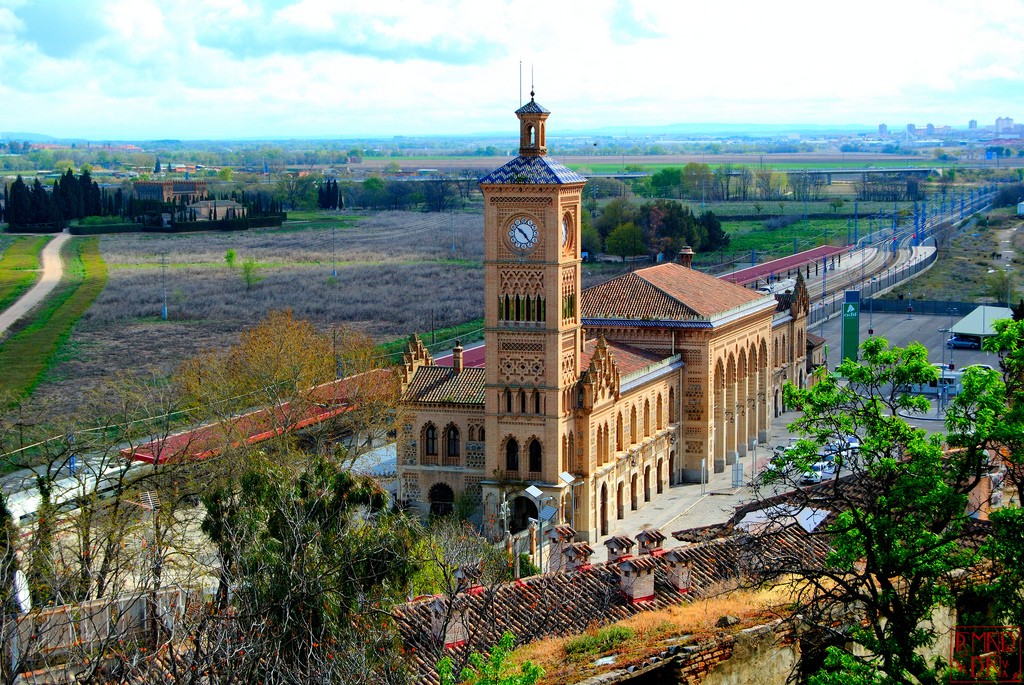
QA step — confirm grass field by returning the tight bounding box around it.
[0,237,108,399]
[0,235,49,315]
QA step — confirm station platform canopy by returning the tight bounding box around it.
[950,305,1014,338]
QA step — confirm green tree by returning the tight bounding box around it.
[224,248,236,268]
[765,337,991,685]
[154,157,161,174]
[605,222,646,262]
[241,256,262,291]
[438,632,543,685]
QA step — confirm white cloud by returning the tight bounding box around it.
[0,0,1022,138]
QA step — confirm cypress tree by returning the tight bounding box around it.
[154,157,161,174]
[9,177,29,226]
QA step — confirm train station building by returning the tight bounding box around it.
[397,97,812,543]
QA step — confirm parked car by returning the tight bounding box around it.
[801,468,822,485]
[947,336,980,350]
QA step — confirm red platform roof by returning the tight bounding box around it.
[722,245,847,286]
[121,369,395,465]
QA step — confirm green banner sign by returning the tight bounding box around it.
[842,291,860,362]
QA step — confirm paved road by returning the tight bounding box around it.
[0,231,70,339]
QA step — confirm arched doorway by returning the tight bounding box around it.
[668,450,675,486]
[643,466,651,502]
[510,496,538,534]
[630,474,638,510]
[774,388,781,418]
[600,483,608,536]
[428,483,455,517]
[616,482,624,520]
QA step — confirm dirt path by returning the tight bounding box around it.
[0,231,71,339]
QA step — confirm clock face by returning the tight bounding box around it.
[508,216,539,252]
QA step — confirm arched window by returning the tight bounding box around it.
[630,406,637,444]
[504,388,512,413]
[533,390,541,414]
[528,439,542,473]
[423,423,438,459]
[428,483,454,517]
[668,388,676,423]
[657,394,664,429]
[643,399,651,437]
[444,425,460,464]
[519,390,527,414]
[505,439,520,472]
[468,425,476,442]
[616,413,624,451]
[478,427,485,442]
[568,433,575,472]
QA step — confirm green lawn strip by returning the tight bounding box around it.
[0,237,108,399]
[0,235,50,313]
[377,317,485,364]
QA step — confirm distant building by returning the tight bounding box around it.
[996,117,1015,134]
[969,119,978,130]
[189,200,246,221]
[906,123,917,138]
[925,123,935,136]
[878,124,888,136]
[134,180,208,203]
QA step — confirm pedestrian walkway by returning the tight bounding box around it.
[592,410,805,562]
[0,230,70,339]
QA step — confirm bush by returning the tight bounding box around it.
[79,215,127,226]
[763,214,802,231]
[563,625,634,659]
[70,223,137,235]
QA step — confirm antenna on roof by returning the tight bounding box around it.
[519,60,522,106]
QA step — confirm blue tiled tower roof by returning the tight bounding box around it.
[515,98,550,115]
[479,155,587,185]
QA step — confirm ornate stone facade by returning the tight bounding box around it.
[397,98,809,544]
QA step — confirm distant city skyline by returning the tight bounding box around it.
[1,0,1022,140]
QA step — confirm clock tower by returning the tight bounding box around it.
[479,95,587,533]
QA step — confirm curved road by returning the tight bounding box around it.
[0,231,70,339]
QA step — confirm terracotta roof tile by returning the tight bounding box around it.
[581,339,666,376]
[403,366,485,405]
[582,262,768,321]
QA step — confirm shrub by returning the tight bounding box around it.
[563,625,634,660]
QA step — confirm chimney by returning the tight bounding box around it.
[452,340,464,373]
[635,528,666,556]
[618,556,657,603]
[664,549,693,593]
[676,246,694,269]
[545,525,577,571]
[603,535,636,563]
[563,542,595,571]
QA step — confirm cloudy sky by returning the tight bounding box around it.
[1,0,1022,140]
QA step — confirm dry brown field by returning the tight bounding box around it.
[32,211,489,414]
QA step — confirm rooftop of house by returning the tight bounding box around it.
[401,365,486,405]
[581,262,771,322]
